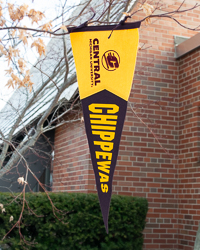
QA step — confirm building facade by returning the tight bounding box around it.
[52,1,200,249]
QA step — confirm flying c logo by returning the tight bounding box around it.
[102,50,120,71]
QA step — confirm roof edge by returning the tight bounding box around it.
[175,33,200,59]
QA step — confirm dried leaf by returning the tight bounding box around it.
[5,68,13,75]
[0,44,6,55]
[27,32,33,39]
[145,17,151,25]
[18,58,26,72]
[17,177,27,185]
[60,25,68,32]
[0,2,2,18]
[8,46,20,57]
[41,21,52,32]
[8,3,16,21]
[11,30,16,37]
[31,38,46,56]
[8,3,29,22]
[28,9,45,24]
[19,4,28,18]
[122,12,131,17]
[21,70,34,92]
[0,18,5,27]
[141,2,154,17]
[11,73,20,84]
[6,79,14,89]
[19,29,28,45]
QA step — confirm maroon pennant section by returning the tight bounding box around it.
[82,89,127,232]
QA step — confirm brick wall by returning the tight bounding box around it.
[53,119,92,192]
[178,48,200,249]
[53,0,200,249]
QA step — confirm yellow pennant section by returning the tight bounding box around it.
[70,28,139,101]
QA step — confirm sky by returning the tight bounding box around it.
[0,0,80,110]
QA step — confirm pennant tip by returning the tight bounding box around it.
[103,218,109,234]
[105,223,109,234]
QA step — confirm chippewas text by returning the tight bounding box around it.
[89,38,100,87]
[88,104,119,193]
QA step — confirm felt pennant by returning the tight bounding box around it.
[69,21,140,233]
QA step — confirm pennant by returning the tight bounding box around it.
[69,21,140,233]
